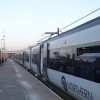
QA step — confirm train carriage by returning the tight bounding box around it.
[23,48,31,70]
[14,16,100,100]
[31,44,40,76]
[39,16,100,100]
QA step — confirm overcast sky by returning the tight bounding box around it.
[0,0,100,51]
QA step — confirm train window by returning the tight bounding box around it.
[66,55,76,75]
[80,63,95,81]
[48,46,100,83]
[32,52,34,63]
[32,51,39,64]
[77,45,100,56]
[25,53,29,62]
[21,55,23,61]
[32,54,37,64]
[19,53,23,61]
[76,53,100,83]
[76,58,95,81]
[94,58,100,83]
[48,47,76,75]
[49,49,62,71]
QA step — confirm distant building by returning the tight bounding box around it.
[0,50,16,64]
[6,51,16,58]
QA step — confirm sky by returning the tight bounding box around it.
[0,0,100,51]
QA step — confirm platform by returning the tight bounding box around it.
[0,59,62,100]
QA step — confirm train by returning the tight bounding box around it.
[14,16,100,100]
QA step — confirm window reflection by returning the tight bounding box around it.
[48,47,100,83]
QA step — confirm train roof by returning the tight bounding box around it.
[32,16,100,48]
[47,16,100,42]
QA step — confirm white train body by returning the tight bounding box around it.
[15,17,100,100]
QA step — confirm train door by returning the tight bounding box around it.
[40,43,49,79]
[23,51,26,68]
[29,47,32,71]
[47,43,50,68]
[40,44,44,74]
[23,52,25,67]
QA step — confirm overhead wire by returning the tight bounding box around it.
[38,8,100,43]
[60,8,100,31]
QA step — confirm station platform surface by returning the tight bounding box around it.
[0,59,62,100]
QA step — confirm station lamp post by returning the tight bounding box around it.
[3,34,6,62]
[1,34,6,64]
[1,38,4,64]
